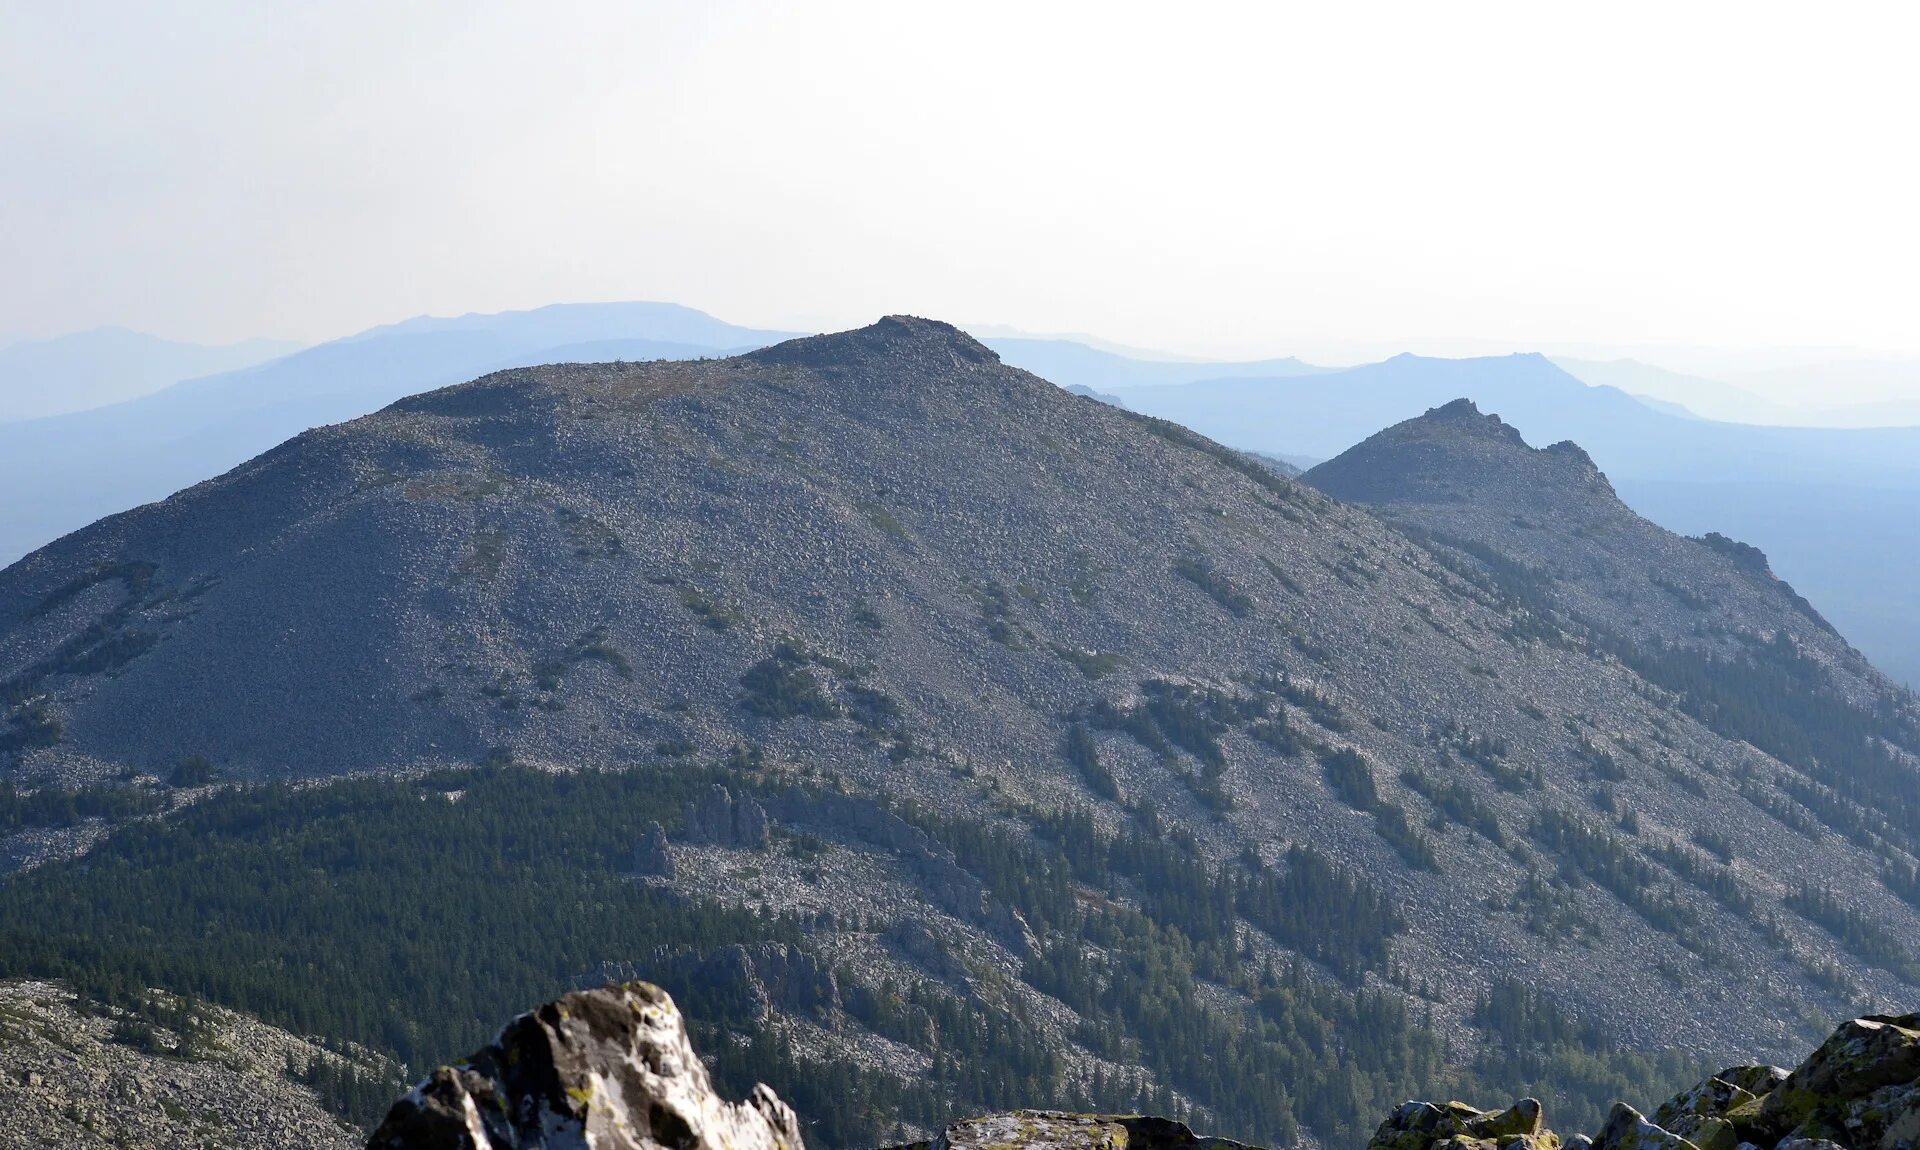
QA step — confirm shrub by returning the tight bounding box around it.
[169,756,219,788]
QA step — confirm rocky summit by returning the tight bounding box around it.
[2,319,1920,1148]
[1303,399,1850,666]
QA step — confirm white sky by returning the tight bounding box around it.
[4,1,1918,363]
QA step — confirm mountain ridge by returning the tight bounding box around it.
[3,318,1919,1148]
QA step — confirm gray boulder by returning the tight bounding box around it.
[366,981,803,1150]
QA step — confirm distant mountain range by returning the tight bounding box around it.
[1553,356,1920,428]
[0,327,300,424]
[0,303,796,571]
[982,337,1327,391]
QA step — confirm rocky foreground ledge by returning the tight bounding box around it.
[366,983,1918,1150]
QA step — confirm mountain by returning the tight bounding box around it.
[1615,479,1920,687]
[0,302,797,567]
[1109,354,1920,683]
[1302,400,1846,659]
[2,320,1919,1149]
[983,337,1328,391]
[1550,357,1786,425]
[1730,357,1920,411]
[1110,353,1920,484]
[0,327,300,424]
[1552,356,1920,430]
[1063,382,1128,407]
[340,300,793,351]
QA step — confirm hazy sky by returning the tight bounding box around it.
[4,1,1918,360]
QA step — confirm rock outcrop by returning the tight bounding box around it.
[367,981,803,1150]
[889,1111,1254,1150]
[1367,1014,1920,1150]
[1368,1097,1558,1150]
[634,821,674,877]
[683,786,771,850]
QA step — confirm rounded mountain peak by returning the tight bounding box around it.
[747,315,1002,374]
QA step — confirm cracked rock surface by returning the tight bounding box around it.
[368,980,803,1150]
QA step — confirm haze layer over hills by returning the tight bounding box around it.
[0,328,300,424]
[0,303,796,572]
[3,319,1918,1147]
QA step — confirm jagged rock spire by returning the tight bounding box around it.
[366,982,804,1150]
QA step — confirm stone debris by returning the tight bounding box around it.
[1368,1097,1559,1150]
[1368,1014,1920,1150]
[886,1110,1253,1150]
[0,978,366,1150]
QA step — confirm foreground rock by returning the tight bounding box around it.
[1370,1014,1920,1150]
[364,981,1919,1150]
[889,1111,1254,1150]
[1368,1097,1558,1150]
[367,981,803,1150]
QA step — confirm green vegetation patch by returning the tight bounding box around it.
[1461,978,1710,1136]
[1172,553,1255,618]
[1050,644,1123,680]
[1783,883,1920,984]
[739,641,841,720]
[0,780,168,831]
[1530,810,1702,945]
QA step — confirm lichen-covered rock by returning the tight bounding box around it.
[1591,1103,1698,1150]
[1654,1074,1764,1150]
[1376,1015,1918,1150]
[1756,1015,1920,1148]
[366,981,803,1150]
[1715,1067,1791,1099]
[1366,1097,1558,1150]
[1879,1086,1920,1150]
[1785,1017,1920,1099]
[895,1111,1252,1150]
[1656,1074,1761,1131]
